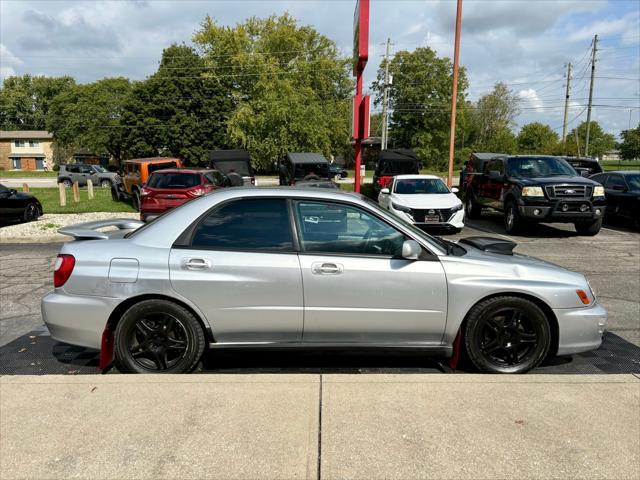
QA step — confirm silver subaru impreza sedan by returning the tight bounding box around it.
[42,188,607,374]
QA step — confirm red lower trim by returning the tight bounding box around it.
[99,328,115,370]
[449,331,463,370]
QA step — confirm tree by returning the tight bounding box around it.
[565,121,616,158]
[371,47,468,170]
[517,122,559,154]
[47,78,132,165]
[467,82,520,151]
[619,125,640,160]
[193,14,352,170]
[122,44,233,165]
[0,75,75,130]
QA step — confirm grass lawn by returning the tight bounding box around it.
[0,170,58,178]
[30,187,136,214]
[601,160,640,171]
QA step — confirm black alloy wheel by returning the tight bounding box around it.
[464,192,482,219]
[115,300,206,373]
[100,179,112,188]
[23,203,39,222]
[464,296,550,374]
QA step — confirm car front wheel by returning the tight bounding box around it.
[22,203,39,222]
[464,192,482,219]
[574,218,602,236]
[100,179,112,188]
[464,296,551,374]
[504,200,528,234]
[115,299,206,374]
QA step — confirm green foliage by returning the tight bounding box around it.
[47,78,132,164]
[193,14,352,170]
[371,47,468,170]
[565,121,616,158]
[517,122,560,154]
[0,75,76,130]
[122,44,233,166]
[619,124,640,160]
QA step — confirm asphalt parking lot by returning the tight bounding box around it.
[1,213,638,375]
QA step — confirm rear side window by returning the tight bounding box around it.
[605,175,626,189]
[147,173,201,189]
[192,199,293,251]
[148,162,178,174]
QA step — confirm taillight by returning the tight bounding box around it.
[54,254,75,288]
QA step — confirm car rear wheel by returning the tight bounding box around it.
[574,218,602,236]
[100,179,112,188]
[132,190,141,212]
[464,192,482,219]
[22,203,39,222]
[464,296,551,374]
[115,300,206,374]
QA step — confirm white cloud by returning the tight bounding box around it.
[569,11,639,42]
[518,88,545,113]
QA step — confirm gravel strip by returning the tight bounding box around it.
[0,212,140,243]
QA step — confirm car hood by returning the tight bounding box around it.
[511,175,599,187]
[391,193,461,209]
[13,191,37,201]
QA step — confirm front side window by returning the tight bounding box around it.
[294,201,405,257]
[79,165,93,174]
[192,198,293,251]
[625,174,640,192]
[605,175,627,190]
[394,178,449,194]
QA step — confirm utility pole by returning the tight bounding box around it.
[381,38,392,150]
[447,0,463,189]
[561,62,572,149]
[584,34,598,157]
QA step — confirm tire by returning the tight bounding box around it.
[574,218,602,236]
[100,179,112,188]
[464,191,482,219]
[22,202,39,222]
[115,299,206,374]
[464,296,551,374]
[61,179,72,188]
[504,200,527,235]
[132,190,141,212]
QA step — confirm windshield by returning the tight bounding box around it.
[394,178,449,194]
[147,172,201,188]
[507,157,577,178]
[92,165,107,173]
[626,174,640,191]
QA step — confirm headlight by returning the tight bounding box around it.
[522,186,544,197]
[451,203,463,212]
[392,202,412,213]
[593,186,605,197]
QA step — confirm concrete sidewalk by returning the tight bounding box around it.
[1,374,638,480]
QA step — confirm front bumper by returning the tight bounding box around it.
[555,302,607,355]
[519,197,606,222]
[395,208,465,229]
[41,291,119,349]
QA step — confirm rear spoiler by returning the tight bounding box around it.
[458,236,517,255]
[58,219,144,240]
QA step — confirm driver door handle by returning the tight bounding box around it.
[311,262,344,275]
[183,258,211,270]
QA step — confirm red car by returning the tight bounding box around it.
[140,168,229,221]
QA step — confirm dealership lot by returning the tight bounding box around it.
[1,213,638,375]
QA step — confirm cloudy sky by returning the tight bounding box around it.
[1,0,638,137]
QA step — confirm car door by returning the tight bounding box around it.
[77,165,93,186]
[88,166,101,186]
[293,200,447,344]
[0,185,19,217]
[169,197,304,343]
[604,174,625,215]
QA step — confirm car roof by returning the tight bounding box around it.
[124,157,181,164]
[149,168,212,175]
[394,174,441,180]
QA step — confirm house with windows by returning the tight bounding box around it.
[0,131,54,171]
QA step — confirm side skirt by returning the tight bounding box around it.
[207,342,453,357]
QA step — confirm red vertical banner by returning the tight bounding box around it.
[353,0,369,193]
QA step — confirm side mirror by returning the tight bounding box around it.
[402,239,422,260]
[380,188,390,195]
[488,170,503,181]
[451,187,459,194]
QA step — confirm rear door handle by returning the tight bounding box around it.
[311,262,344,275]
[183,258,211,270]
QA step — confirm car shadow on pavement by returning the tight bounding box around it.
[0,331,638,375]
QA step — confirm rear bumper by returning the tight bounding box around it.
[41,291,119,349]
[555,302,608,355]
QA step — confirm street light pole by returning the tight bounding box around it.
[447,0,463,189]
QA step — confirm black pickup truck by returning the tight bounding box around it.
[464,155,606,236]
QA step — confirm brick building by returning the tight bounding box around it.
[0,131,54,171]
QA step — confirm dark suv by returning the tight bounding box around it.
[464,155,606,236]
